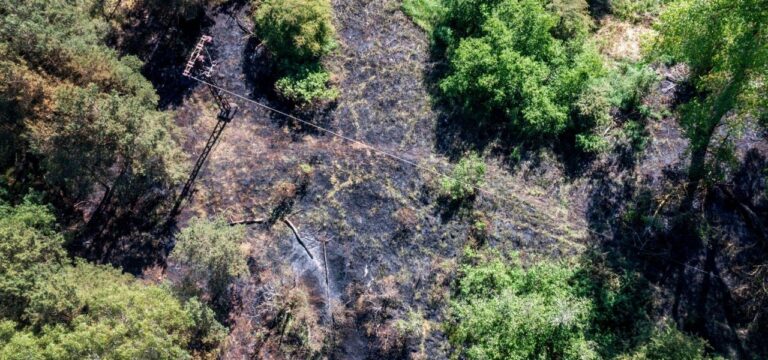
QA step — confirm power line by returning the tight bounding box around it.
[184,75,739,283]
[187,74,587,249]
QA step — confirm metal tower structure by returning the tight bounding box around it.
[169,35,237,219]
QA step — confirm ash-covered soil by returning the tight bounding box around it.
[143,2,768,359]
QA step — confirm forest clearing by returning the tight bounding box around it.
[1,0,766,359]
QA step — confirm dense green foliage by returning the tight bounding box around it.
[0,0,185,205]
[653,0,768,183]
[170,217,249,301]
[448,251,597,359]
[0,201,225,359]
[618,326,712,360]
[254,0,337,62]
[447,250,716,359]
[402,0,446,33]
[432,0,609,146]
[440,153,486,201]
[403,0,663,153]
[254,0,338,105]
[275,64,340,104]
[611,0,670,22]
[0,198,65,320]
[588,0,672,22]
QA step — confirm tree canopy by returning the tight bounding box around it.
[0,201,225,359]
[447,250,717,359]
[0,198,65,320]
[435,0,608,145]
[448,251,598,359]
[0,0,185,205]
[653,0,768,183]
[253,0,339,105]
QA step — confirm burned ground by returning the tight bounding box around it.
[122,1,768,358]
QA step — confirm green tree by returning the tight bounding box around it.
[447,250,598,359]
[0,198,65,320]
[448,250,717,359]
[170,217,249,302]
[437,0,607,142]
[31,84,185,203]
[653,0,767,187]
[0,200,226,359]
[0,0,185,212]
[253,0,339,104]
[0,261,226,359]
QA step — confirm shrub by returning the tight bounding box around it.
[254,0,336,62]
[440,153,486,201]
[618,325,713,360]
[609,63,658,113]
[610,0,670,23]
[253,0,338,104]
[576,133,610,153]
[275,65,339,105]
[170,217,249,302]
[402,0,446,33]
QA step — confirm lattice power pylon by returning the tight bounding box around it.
[168,35,238,220]
[182,35,236,121]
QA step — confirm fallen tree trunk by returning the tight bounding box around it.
[229,218,266,226]
[283,218,314,259]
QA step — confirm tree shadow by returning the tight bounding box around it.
[106,4,220,108]
[70,173,177,275]
[242,37,339,138]
[574,247,655,357]
[436,194,475,223]
[584,145,768,357]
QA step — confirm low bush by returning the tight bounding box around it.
[610,0,671,23]
[170,217,249,304]
[254,0,336,62]
[618,326,714,360]
[440,153,486,201]
[275,65,339,105]
[402,0,446,33]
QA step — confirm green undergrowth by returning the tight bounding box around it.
[275,63,340,104]
[402,0,445,33]
[610,0,672,23]
[440,153,486,201]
